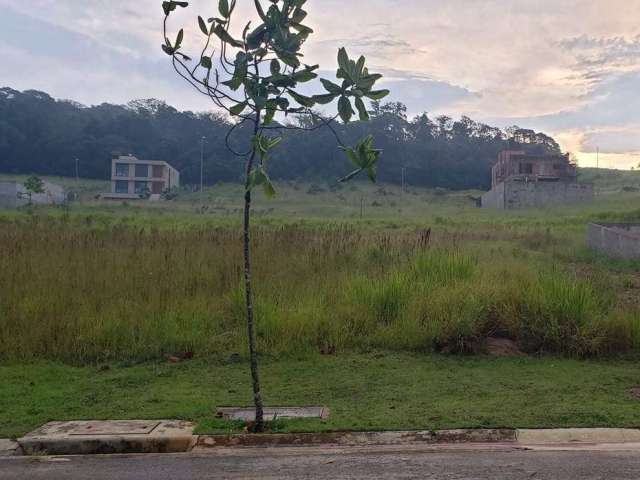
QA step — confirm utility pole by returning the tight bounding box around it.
[401,167,406,193]
[75,157,79,183]
[200,136,206,201]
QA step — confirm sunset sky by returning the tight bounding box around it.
[1,0,639,168]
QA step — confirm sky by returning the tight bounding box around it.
[1,0,639,169]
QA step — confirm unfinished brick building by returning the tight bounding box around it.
[482,150,594,209]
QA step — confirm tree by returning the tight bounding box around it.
[21,175,45,205]
[161,0,388,432]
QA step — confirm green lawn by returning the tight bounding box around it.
[2,353,640,438]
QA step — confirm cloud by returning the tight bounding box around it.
[1,0,639,167]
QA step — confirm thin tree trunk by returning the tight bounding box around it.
[243,111,264,432]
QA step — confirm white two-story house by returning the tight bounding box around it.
[105,155,180,200]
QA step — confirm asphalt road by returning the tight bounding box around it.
[2,444,640,479]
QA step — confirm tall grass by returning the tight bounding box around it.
[0,216,638,363]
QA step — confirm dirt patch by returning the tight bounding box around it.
[626,387,640,399]
[484,337,526,357]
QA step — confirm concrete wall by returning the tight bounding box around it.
[0,181,65,208]
[588,223,640,259]
[482,179,594,209]
[0,182,19,208]
[480,181,505,209]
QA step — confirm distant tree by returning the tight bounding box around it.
[0,87,564,190]
[20,175,45,205]
[161,0,388,432]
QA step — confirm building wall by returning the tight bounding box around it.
[109,156,180,199]
[588,223,640,259]
[491,151,575,188]
[482,179,594,209]
[480,181,505,209]
[0,182,18,208]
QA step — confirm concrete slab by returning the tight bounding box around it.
[517,428,640,444]
[216,406,329,422]
[18,420,195,456]
[0,439,20,456]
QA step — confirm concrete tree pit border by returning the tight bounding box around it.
[216,406,330,422]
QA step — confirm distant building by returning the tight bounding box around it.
[0,180,65,208]
[482,150,594,209]
[104,155,180,200]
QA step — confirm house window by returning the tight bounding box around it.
[134,181,149,194]
[115,180,129,194]
[135,164,149,178]
[152,165,165,178]
[115,163,129,177]
[519,163,533,174]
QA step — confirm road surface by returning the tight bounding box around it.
[2,443,640,479]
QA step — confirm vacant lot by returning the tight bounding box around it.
[1,176,639,435]
[2,179,640,361]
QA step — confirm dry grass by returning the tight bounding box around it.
[1,213,639,363]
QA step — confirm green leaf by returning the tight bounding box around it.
[338,168,363,183]
[354,97,369,121]
[320,79,342,94]
[288,90,315,108]
[365,89,390,100]
[212,25,244,48]
[254,0,268,21]
[246,24,268,50]
[163,1,188,15]
[200,56,212,69]
[248,166,276,198]
[222,52,248,90]
[263,104,276,126]
[291,7,307,23]
[292,68,318,83]
[337,47,349,72]
[338,96,354,123]
[339,135,382,183]
[277,50,301,69]
[175,29,184,49]
[270,59,281,75]
[229,101,248,116]
[312,93,338,105]
[356,56,365,77]
[198,16,209,35]
[219,0,230,17]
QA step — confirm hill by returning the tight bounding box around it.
[1,87,561,190]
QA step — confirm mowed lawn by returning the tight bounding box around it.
[2,353,640,438]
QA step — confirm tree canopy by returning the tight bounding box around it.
[0,87,562,190]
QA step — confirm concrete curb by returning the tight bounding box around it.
[197,429,517,448]
[8,427,640,456]
[0,439,21,457]
[196,428,640,449]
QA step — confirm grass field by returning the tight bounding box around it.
[2,354,640,438]
[1,170,640,435]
